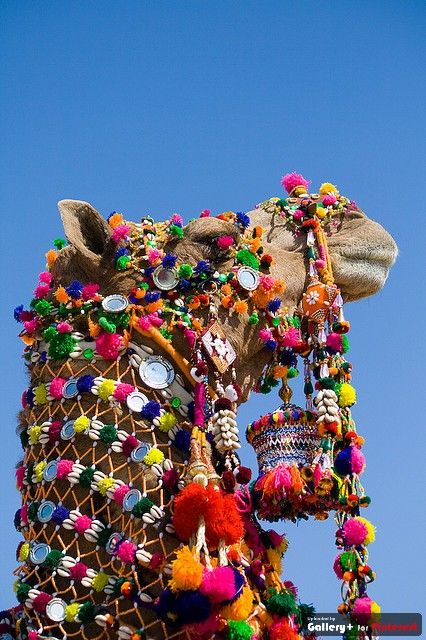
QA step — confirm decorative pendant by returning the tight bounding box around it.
[200,321,236,373]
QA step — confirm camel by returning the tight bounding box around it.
[7,176,397,640]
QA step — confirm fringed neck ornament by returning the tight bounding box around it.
[8,172,379,640]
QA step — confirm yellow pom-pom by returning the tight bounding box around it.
[338,382,357,407]
[221,584,254,620]
[266,548,283,574]
[98,379,115,401]
[35,461,47,482]
[143,448,164,465]
[358,517,376,544]
[97,476,115,496]
[92,572,110,592]
[19,543,30,561]
[319,182,338,195]
[169,546,203,592]
[158,412,177,433]
[29,425,41,445]
[65,602,80,622]
[34,384,48,405]
[74,415,90,433]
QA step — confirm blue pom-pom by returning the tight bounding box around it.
[141,401,161,420]
[265,339,277,350]
[77,375,95,393]
[174,429,190,452]
[14,509,21,530]
[177,278,191,291]
[115,247,130,259]
[144,291,161,303]
[236,211,250,228]
[52,505,70,525]
[162,254,177,269]
[174,590,211,625]
[280,349,297,367]
[334,447,353,476]
[14,305,24,322]
[65,280,83,299]
[26,388,35,408]
[267,298,281,313]
[194,260,211,274]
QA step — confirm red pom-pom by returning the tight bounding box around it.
[269,620,299,640]
[32,592,52,613]
[236,466,252,484]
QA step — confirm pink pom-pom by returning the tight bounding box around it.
[28,631,39,640]
[74,515,92,533]
[260,275,275,291]
[283,580,298,597]
[315,258,326,269]
[24,319,38,333]
[282,327,300,347]
[122,435,139,457]
[333,553,344,579]
[95,332,122,359]
[82,283,100,300]
[281,172,310,194]
[267,529,285,548]
[313,465,323,487]
[49,377,66,399]
[111,224,131,243]
[272,464,292,491]
[48,421,61,442]
[326,332,343,352]
[39,271,53,284]
[200,209,211,218]
[113,383,134,402]
[113,484,130,506]
[34,283,51,299]
[147,312,163,327]
[69,561,88,581]
[16,466,25,489]
[20,504,29,524]
[57,321,72,333]
[184,328,197,350]
[343,518,368,546]
[32,592,52,613]
[117,540,136,563]
[350,447,366,474]
[200,566,238,603]
[323,194,337,206]
[57,459,74,479]
[138,316,152,330]
[217,235,235,250]
[259,328,272,342]
[171,213,183,225]
[352,596,374,624]
[147,248,163,265]
[187,613,220,636]
[292,209,304,220]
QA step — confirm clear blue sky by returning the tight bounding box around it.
[1,1,425,633]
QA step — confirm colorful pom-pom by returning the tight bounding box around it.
[169,546,203,592]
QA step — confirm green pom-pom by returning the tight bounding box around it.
[99,316,116,333]
[27,502,40,522]
[178,264,193,278]
[53,238,67,250]
[16,581,31,604]
[79,467,95,488]
[43,549,63,569]
[114,311,130,328]
[304,380,314,395]
[344,623,361,640]
[287,367,299,379]
[319,377,336,390]
[77,601,96,624]
[116,255,131,271]
[236,249,259,270]
[34,299,53,316]
[97,526,112,548]
[307,247,315,260]
[248,313,259,325]
[342,335,349,353]
[25,463,34,485]
[276,198,288,209]
[296,602,316,631]
[43,326,57,341]
[48,333,76,360]
[132,497,154,518]
[339,551,357,572]
[169,224,184,238]
[226,620,253,640]
[265,587,297,616]
[20,430,29,448]
[112,576,127,596]
[99,424,117,445]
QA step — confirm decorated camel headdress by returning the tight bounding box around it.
[4,172,396,640]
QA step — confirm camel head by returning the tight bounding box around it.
[53,182,396,399]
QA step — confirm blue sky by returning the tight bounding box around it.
[1,0,425,632]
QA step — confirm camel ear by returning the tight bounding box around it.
[58,199,113,259]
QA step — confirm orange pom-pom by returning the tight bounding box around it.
[234,300,248,314]
[221,296,234,309]
[55,286,69,304]
[45,249,58,268]
[221,283,232,296]
[108,213,124,228]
